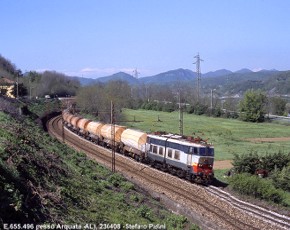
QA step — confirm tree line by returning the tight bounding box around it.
[23,71,80,98]
[0,54,80,98]
[76,80,290,123]
[1,53,289,121]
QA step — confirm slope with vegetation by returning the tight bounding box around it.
[0,97,197,229]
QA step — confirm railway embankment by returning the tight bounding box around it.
[49,115,290,230]
[0,97,198,229]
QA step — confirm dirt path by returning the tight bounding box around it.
[214,160,232,170]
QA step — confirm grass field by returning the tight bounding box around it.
[121,109,290,161]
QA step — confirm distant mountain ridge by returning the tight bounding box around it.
[73,68,280,87]
[97,72,139,84]
[140,68,196,85]
[71,68,290,95]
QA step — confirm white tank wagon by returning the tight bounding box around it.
[77,118,91,135]
[70,116,82,130]
[86,121,104,143]
[100,124,126,148]
[62,111,74,127]
[120,129,147,160]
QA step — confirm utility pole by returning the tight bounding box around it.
[111,101,116,173]
[193,53,203,103]
[62,112,65,143]
[178,91,183,136]
[210,89,213,110]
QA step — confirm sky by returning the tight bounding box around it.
[1,0,290,78]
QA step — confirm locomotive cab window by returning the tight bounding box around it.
[192,147,198,155]
[199,147,214,156]
[167,149,173,158]
[153,145,158,154]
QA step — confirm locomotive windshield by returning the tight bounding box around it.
[191,146,214,156]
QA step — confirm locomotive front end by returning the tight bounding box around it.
[192,146,214,184]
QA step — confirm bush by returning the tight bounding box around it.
[271,165,290,192]
[259,152,290,172]
[107,173,125,187]
[232,152,290,175]
[186,105,194,114]
[194,103,208,115]
[232,152,260,174]
[228,173,285,204]
[162,103,175,112]
[136,205,152,220]
[165,214,188,230]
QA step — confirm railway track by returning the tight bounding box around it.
[206,186,290,229]
[48,115,290,230]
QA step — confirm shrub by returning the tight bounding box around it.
[228,173,285,204]
[232,152,260,174]
[107,173,125,187]
[136,205,152,220]
[259,152,290,172]
[271,165,290,192]
[165,214,188,230]
[232,152,290,175]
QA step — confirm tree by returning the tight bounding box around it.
[239,89,267,122]
[269,97,286,116]
[76,80,133,122]
[37,71,80,97]
[0,54,17,76]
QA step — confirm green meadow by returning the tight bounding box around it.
[121,109,290,160]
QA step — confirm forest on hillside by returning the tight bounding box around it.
[1,54,290,121]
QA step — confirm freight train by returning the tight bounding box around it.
[62,110,215,184]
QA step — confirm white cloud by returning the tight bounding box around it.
[35,68,52,73]
[74,67,152,78]
[39,67,156,79]
[252,67,263,72]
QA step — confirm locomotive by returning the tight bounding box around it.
[62,110,214,184]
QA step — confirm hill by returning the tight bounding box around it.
[234,68,253,74]
[203,69,233,78]
[96,72,139,84]
[140,68,196,85]
[74,68,290,95]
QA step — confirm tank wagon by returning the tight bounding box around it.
[62,111,214,184]
[77,118,91,136]
[70,116,82,130]
[100,124,126,149]
[86,121,104,144]
[62,111,74,127]
[120,129,147,161]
